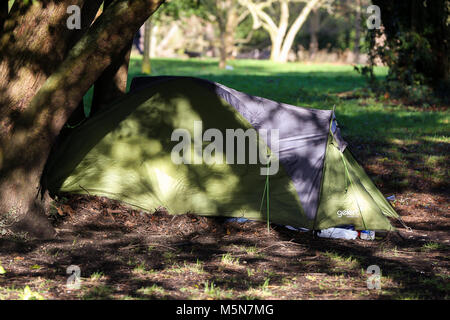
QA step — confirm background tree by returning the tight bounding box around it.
[368,0,449,96]
[201,0,250,68]
[240,0,325,62]
[142,17,153,74]
[144,0,201,62]
[353,0,361,63]
[0,0,165,238]
[308,5,319,59]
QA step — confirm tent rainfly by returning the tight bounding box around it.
[42,76,399,231]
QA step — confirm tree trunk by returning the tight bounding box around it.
[141,18,152,74]
[270,0,289,62]
[0,0,91,238]
[373,0,449,89]
[309,7,319,60]
[278,0,320,63]
[217,8,228,69]
[217,4,239,68]
[219,30,227,69]
[353,0,361,63]
[64,0,104,125]
[0,0,103,131]
[0,1,86,125]
[91,0,132,113]
[150,24,158,58]
[0,0,164,238]
[270,32,284,62]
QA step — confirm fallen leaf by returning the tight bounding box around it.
[56,207,64,216]
[62,204,75,216]
[125,221,135,227]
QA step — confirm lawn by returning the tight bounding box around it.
[1,57,448,300]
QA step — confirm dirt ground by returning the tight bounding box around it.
[0,190,448,300]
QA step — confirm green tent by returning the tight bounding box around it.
[43,76,398,231]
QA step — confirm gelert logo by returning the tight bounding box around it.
[337,209,358,218]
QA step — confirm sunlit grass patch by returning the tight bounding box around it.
[203,280,234,299]
[132,262,148,274]
[220,253,240,266]
[89,271,106,282]
[421,242,447,252]
[131,262,158,277]
[168,260,205,275]
[137,284,167,297]
[0,284,46,300]
[82,285,114,300]
[324,251,360,270]
[243,245,259,255]
[242,278,272,299]
[18,285,45,300]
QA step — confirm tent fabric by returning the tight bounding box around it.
[44,78,311,228]
[43,76,398,231]
[314,134,397,231]
[132,76,333,220]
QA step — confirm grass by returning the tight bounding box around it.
[89,271,105,282]
[17,286,45,300]
[421,242,448,252]
[168,260,205,274]
[324,251,360,270]
[221,253,240,266]
[137,284,167,297]
[203,280,234,299]
[82,285,114,300]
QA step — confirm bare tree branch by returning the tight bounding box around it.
[240,0,327,61]
[279,0,322,61]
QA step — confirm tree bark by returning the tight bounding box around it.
[150,24,158,58]
[353,0,361,63]
[218,19,228,69]
[0,0,103,132]
[211,0,242,69]
[141,18,152,74]
[308,7,319,60]
[216,5,231,69]
[0,0,165,238]
[0,0,89,238]
[0,1,86,125]
[92,0,132,113]
[278,0,320,62]
[64,0,104,125]
[270,0,289,61]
